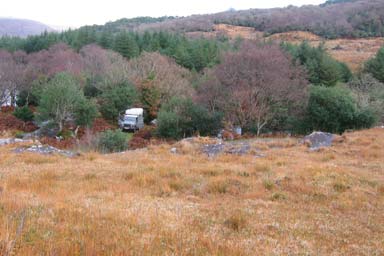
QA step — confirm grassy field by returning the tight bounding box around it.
[0,128,383,255]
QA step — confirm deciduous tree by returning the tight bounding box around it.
[200,42,308,135]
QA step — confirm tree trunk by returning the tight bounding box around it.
[59,120,63,133]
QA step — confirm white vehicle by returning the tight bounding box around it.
[118,108,144,132]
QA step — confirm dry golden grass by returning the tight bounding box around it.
[267,31,384,72]
[0,128,383,255]
[190,24,384,72]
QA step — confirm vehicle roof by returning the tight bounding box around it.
[125,108,143,115]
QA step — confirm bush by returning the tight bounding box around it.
[156,111,182,139]
[74,99,98,127]
[283,42,352,86]
[354,108,377,129]
[364,47,384,83]
[14,131,25,139]
[13,106,34,122]
[156,98,223,139]
[99,82,139,121]
[305,86,375,134]
[97,130,128,153]
[128,126,155,149]
[348,74,384,123]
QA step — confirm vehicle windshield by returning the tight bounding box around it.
[124,116,137,123]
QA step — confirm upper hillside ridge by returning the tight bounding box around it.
[0,18,54,38]
[320,0,358,6]
[89,0,382,39]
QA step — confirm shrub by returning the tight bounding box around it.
[74,99,98,127]
[14,131,25,139]
[283,42,352,86]
[354,108,377,129]
[224,211,247,231]
[97,130,128,153]
[270,192,287,201]
[364,47,384,83]
[305,86,375,134]
[348,74,384,123]
[157,97,223,139]
[128,126,155,149]
[13,106,34,122]
[333,182,350,193]
[99,82,139,121]
[156,111,182,139]
[263,179,275,191]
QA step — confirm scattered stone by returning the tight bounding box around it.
[0,138,32,146]
[254,154,266,158]
[202,143,225,157]
[225,143,250,155]
[303,132,334,150]
[170,147,178,154]
[14,145,77,157]
[202,142,254,157]
[22,121,59,139]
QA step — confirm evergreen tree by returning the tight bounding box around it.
[364,47,384,83]
[113,32,140,59]
[98,30,113,49]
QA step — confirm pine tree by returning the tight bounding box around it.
[113,32,140,59]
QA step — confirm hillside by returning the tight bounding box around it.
[269,31,384,72]
[0,18,54,37]
[110,0,384,39]
[185,24,384,72]
[0,128,383,254]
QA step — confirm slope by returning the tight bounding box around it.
[0,18,54,37]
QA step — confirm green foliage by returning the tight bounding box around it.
[321,0,356,6]
[73,27,97,50]
[364,47,384,83]
[156,111,182,139]
[57,129,74,139]
[17,77,49,107]
[74,99,98,127]
[113,32,140,59]
[37,72,95,131]
[304,86,375,134]
[16,90,40,107]
[1,28,225,72]
[99,82,139,121]
[157,98,223,139]
[283,42,351,86]
[354,108,377,129]
[13,106,34,122]
[97,129,128,153]
[338,62,353,83]
[14,131,25,139]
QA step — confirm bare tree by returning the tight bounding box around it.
[200,41,308,135]
[26,43,84,81]
[80,44,131,92]
[127,52,195,101]
[0,50,26,106]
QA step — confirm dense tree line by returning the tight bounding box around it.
[1,39,383,140]
[0,29,224,72]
